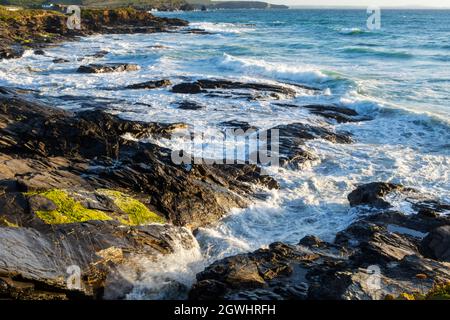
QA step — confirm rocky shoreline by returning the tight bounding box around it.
[0,7,449,300]
[0,6,188,60]
[190,183,450,300]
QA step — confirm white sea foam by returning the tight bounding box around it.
[0,14,449,298]
[103,228,205,300]
[190,22,255,34]
[218,53,331,85]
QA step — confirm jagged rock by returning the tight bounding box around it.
[219,120,257,131]
[126,79,171,90]
[77,63,140,74]
[172,79,298,99]
[172,83,203,94]
[53,58,70,63]
[264,122,351,169]
[176,101,204,110]
[421,226,450,262]
[0,221,197,299]
[348,182,403,208]
[275,103,365,123]
[0,45,24,59]
[190,186,450,300]
[0,87,278,229]
[33,49,45,55]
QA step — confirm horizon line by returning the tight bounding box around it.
[285,5,450,9]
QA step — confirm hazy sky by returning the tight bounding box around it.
[266,0,450,8]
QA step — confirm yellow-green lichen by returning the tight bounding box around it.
[27,189,112,224]
[389,282,450,300]
[97,189,165,226]
[0,216,19,228]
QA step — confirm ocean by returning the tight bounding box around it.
[0,9,449,299]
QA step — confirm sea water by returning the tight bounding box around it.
[1,9,449,299]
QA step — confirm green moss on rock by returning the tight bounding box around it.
[28,189,112,224]
[97,189,165,225]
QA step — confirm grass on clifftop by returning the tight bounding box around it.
[0,6,64,22]
[29,189,112,224]
[97,189,165,226]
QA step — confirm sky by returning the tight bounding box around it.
[266,0,450,8]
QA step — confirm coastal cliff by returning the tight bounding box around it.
[0,6,187,59]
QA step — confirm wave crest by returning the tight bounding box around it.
[218,53,331,85]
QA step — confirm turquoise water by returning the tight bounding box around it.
[0,9,449,299]
[159,9,450,120]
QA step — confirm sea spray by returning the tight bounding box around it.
[103,227,205,300]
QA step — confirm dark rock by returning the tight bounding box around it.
[421,226,450,262]
[0,45,24,60]
[28,194,57,212]
[191,185,450,300]
[348,182,402,208]
[176,101,204,110]
[183,28,213,35]
[172,83,203,94]
[275,103,365,123]
[219,120,257,132]
[172,79,298,99]
[77,63,140,74]
[53,58,70,63]
[418,208,439,218]
[33,49,45,55]
[89,50,109,59]
[125,79,171,90]
[0,221,197,299]
[0,87,278,230]
[264,122,351,169]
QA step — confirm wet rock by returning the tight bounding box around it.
[196,79,296,97]
[0,87,277,230]
[421,226,450,262]
[33,49,45,55]
[0,45,24,60]
[348,182,403,208]
[125,79,171,90]
[182,28,214,35]
[53,58,70,63]
[191,185,450,300]
[264,122,351,169]
[172,83,203,94]
[219,120,257,132]
[0,221,197,299]
[275,103,364,123]
[77,63,140,74]
[172,79,297,99]
[176,101,204,110]
[89,50,109,59]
